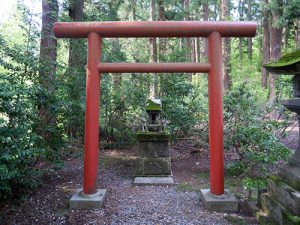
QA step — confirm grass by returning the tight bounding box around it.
[176,182,197,192]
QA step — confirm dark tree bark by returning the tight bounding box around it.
[131,0,136,20]
[262,0,270,88]
[150,0,158,98]
[221,0,232,91]
[269,0,283,102]
[66,0,85,137]
[202,1,209,59]
[38,0,58,140]
[157,0,167,97]
[297,19,300,48]
[68,0,84,69]
[283,26,289,49]
[247,0,253,60]
[183,0,193,81]
[238,0,244,61]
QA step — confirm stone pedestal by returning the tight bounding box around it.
[200,189,238,211]
[70,189,107,209]
[134,132,174,185]
[253,163,300,225]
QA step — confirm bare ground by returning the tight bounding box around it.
[0,141,258,225]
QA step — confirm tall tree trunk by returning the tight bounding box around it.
[262,0,270,88]
[131,0,136,20]
[68,0,84,69]
[269,0,283,102]
[247,0,253,60]
[112,38,122,88]
[283,26,289,49]
[183,0,192,81]
[38,0,58,140]
[149,0,158,99]
[221,0,232,91]
[158,0,167,97]
[67,0,84,137]
[297,19,300,48]
[196,37,201,63]
[238,0,244,61]
[202,1,209,59]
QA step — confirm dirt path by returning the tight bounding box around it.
[0,147,257,225]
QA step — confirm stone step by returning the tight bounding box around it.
[279,164,300,192]
[268,179,300,216]
[133,177,175,186]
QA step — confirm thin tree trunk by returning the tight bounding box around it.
[39,0,58,140]
[221,0,232,91]
[269,0,283,102]
[297,19,300,48]
[191,38,196,63]
[183,0,192,81]
[149,0,158,99]
[238,0,244,61]
[283,26,289,49]
[247,0,253,60]
[158,0,166,97]
[262,0,270,88]
[131,0,136,20]
[112,38,122,88]
[202,1,209,59]
[196,37,201,63]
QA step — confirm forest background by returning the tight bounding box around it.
[0,0,299,201]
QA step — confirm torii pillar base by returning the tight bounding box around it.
[200,189,238,211]
[70,189,107,209]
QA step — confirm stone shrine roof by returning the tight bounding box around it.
[146,98,162,111]
[264,49,300,75]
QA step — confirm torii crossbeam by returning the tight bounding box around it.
[54,21,256,210]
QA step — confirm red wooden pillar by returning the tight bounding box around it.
[83,32,101,195]
[208,31,224,195]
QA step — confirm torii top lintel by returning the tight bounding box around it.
[53,21,256,38]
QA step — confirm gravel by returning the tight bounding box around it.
[0,148,257,225]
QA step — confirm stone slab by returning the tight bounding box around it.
[134,177,175,186]
[279,164,300,191]
[199,189,238,211]
[135,157,172,176]
[268,179,300,216]
[143,157,171,175]
[70,189,107,209]
[137,140,170,157]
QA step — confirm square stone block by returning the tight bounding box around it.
[268,179,300,216]
[143,157,171,176]
[137,141,170,158]
[200,189,238,211]
[70,189,107,209]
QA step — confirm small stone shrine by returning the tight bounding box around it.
[134,99,174,186]
[254,50,300,225]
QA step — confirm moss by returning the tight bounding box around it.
[269,175,281,185]
[265,49,300,68]
[146,99,161,111]
[176,182,196,192]
[282,209,300,225]
[264,49,300,74]
[136,131,170,141]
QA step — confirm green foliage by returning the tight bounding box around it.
[224,83,291,190]
[0,11,41,199]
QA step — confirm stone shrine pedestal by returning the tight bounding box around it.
[134,132,174,186]
[253,49,300,224]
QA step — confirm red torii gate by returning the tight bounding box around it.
[54,21,256,209]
